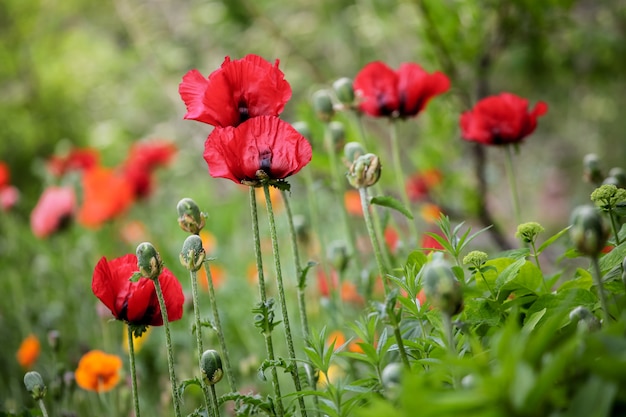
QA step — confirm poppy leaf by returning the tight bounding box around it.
[370,196,414,219]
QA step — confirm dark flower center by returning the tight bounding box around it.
[259,149,272,175]
[238,99,250,123]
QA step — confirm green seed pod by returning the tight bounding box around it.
[583,153,603,184]
[179,235,206,272]
[24,371,46,400]
[347,153,381,189]
[332,77,355,107]
[200,349,223,385]
[312,89,335,122]
[136,242,163,280]
[344,142,367,165]
[177,198,206,235]
[608,167,626,189]
[423,258,464,316]
[328,121,346,151]
[569,205,610,257]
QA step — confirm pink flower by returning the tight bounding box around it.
[30,186,76,238]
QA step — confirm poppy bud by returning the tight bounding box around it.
[177,198,206,235]
[583,153,603,184]
[136,242,163,280]
[347,153,381,189]
[291,121,312,141]
[423,258,464,316]
[24,371,46,400]
[180,235,206,272]
[312,89,335,122]
[608,167,626,189]
[344,142,367,165]
[332,77,355,107]
[200,349,223,385]
[569,306,601,332]
[329,121,346,151]
[381,362,403,401]
[603,176,621,187]
[327,240,349,273]
[569,205,609,257]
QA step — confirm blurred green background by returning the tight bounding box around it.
[1,0,625,415]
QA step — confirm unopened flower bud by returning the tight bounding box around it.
[24,371,46,400]
[423,258,464,316]
[515,222,545,244]
[180,235,206,272]
[291,121,312,141]
[583,153,603,184]
[381,362,403,392]
[312,89,335,122]
[608,167,626,189]
[344,142,367,165]
[569,205,609,257]
[327,240,349,273]
[328,121,346,151]
[347,153,381,188]
[200,349,223,385]
[177,198,206,235]
[332,77,355,108]
[462,250,488,268]
[569,306,601,332]
[603,176,621,187]
[136,242,163,280]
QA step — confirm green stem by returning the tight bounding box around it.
[530,242,548,292]
[358,187,389,294]
[389,120,418,242]
[249,187,285,417]
[608,208,622,246]
[324,122,357,256]
[152,278,182,417]
[126,325,141,417]
[442,313,456,356]
[504,145,522,226]
[263,184,307,417]
[189,269,215,411]
[37,399,49,417]
[391,318,411,369]
[591,255,611,323]
[477,272,496,300]
[210,384,221,417]
[202,263,237,392]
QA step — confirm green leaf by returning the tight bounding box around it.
[558,268,593,292]
[537,225,571,254]
[370,195,414,219]
[298,260,318,288]
[598,239,626,273]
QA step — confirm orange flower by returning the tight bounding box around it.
[340,281,364,304]
[198,264,225,291]
[200,230,217,254]
[406,169,442,202]
[347,338,365,354]
[75,350,123,392]
[119,220,149,245]
[326,330,346,350]
[417,288,427,308]
[421,203,442,224]
[344,190,363,216]
[247,264,259,285]
[384,226,399,253]
[16,334,40,369]
[256,185,283,212]
[78,167,134,228]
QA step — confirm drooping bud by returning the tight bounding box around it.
[328,121,346,151]
[347,153,381,189]
[422,258,464,316]
[569,205,610,257]
[583,153,603,185]
[569,306,601,332]
[343,142,367,166]
[327,240,349,273]
[200,349,223,385]
[332,77,355,108]
[24,371,46,400]
[177,198,206,235]
[136,242,163,280]
[179,235,206,272]
[515,221,545,244]
[312,89,335,122]
[608,167,626,189]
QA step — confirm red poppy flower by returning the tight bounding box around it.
[122,140,177,198]
[47,147,99,177]
[30,186,76,238]
[421,231,445,254]
[406,169,442,202]
[179,54,292,128]
[92,254,184,326]
[0,162,9,188]
[353,61,450,118]
[460,93,548,145]
[204,116,312,185]
[77,167,134,228]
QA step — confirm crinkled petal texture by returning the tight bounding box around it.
[92,254,184,326]
[354,61,449,118]
[30,186,76,238]
[204,116,312,184]
[460,93,548,145]
[179,54,292,127]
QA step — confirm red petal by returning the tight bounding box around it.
[354,61,399,117]
[127,278,161,325]
[179,69,214,124]
[397,63,450,116]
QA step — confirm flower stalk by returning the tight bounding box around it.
[504,145,522,226]
[390,120,417,241]
[126,326,141,417]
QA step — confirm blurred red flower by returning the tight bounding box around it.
[122,140,177,198]
[92,254,184,326]
[460,93,548,145]
[30,186,76,238]
[204,116,312,185]
[77,167,134,228]
[0,161,19,211]
[406,169,442,202]
[353,61,450,118]
[179,54,291,128]
[0,162,9,188]
[46,147,99,177]
[421,231,445,254]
